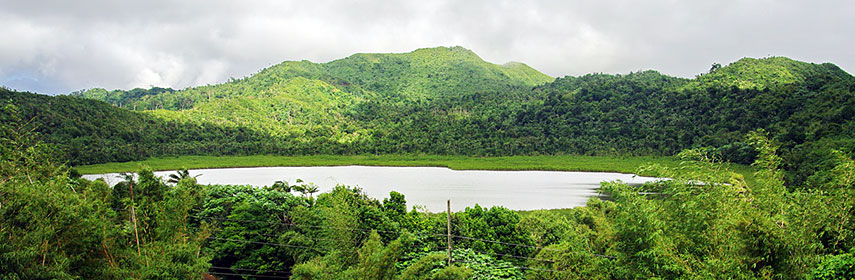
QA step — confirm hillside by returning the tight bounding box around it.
[0,88,367,165]
[72,46,552,148]
[74,46,552,110]
[0,89,275,164]
[528,57,855,155]
[19,49,855,185]
[5,49,855,279]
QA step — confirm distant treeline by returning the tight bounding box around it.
[2,115,854,279]
[3,47,854,187]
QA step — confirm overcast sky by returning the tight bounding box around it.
[1,0,852,95]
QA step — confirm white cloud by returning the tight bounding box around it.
[0,0,853,94]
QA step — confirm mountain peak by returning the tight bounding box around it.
[411,45,475,54]
[407,46,483,62]
[693,56,852,90]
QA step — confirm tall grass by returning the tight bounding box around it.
[75,154,684,175]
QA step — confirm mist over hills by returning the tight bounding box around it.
[5,46,855,185]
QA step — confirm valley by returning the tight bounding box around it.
[2,46,854,279]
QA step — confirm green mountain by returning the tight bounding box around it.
[13,49,855,185]
[687,56,851,91]
[8,48,855,280]
[72,46,552,147]
[0,90,280,165]
[75,46,552,110]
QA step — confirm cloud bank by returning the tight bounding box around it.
[1,0,852,94]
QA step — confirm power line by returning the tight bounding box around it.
[212,230,550,266]
[207,237,327,252]
[202,214,613,258]
[207,271,291,279]
[197,213,614,261]
[214,229,364,245]
[209,232,568,275]
[194,214,442,238]
[208,235,445,255]
[209,226,575,274]
[590,253,617,259]
[288,222,424,236]
[210,265,292,275]
[450,235,616,258]
[213,231,559,269]
[451,235,558,252]
[453,259,562,273]
[194,214,394,234]
[469,249,555,263]
[192,214,280,225]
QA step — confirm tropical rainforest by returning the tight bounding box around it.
[2,46,855,279]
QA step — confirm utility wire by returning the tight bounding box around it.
[207,271,291,279]
[214,229,364,245]
[210,230,556,267]
[208,234,444,255]
[589,253,617,259]
[208,236,565,275]
[194,214,394,234]
[209,265,292,275]
[284,221,403,235]
[197,214,614,261]
[192,214,280,225]
[450,235,616,258]
[207,237,328,252]
[209,227,575,273]
[451,235,558,252]
[453,259,562,273]
[469,249,555,263]
[194,214,442,238]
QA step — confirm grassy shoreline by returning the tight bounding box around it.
[75,154,686,175]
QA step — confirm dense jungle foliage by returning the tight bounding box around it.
[1,47,850,186]
[2,107,854,279]
[2,46,855,278]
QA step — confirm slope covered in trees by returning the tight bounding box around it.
[3,118,855,279]
[0,89,359,165]
[75,46,552,110]
[524,58,855,185]
[4,46,855,278]
[9,47,855,186]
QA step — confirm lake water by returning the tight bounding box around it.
[83,166,659,212]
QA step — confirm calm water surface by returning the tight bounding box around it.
[83,166,659,212]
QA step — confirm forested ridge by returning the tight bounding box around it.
[3,46,855,278]
[3,110,855,279]
[5,46,852,185]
